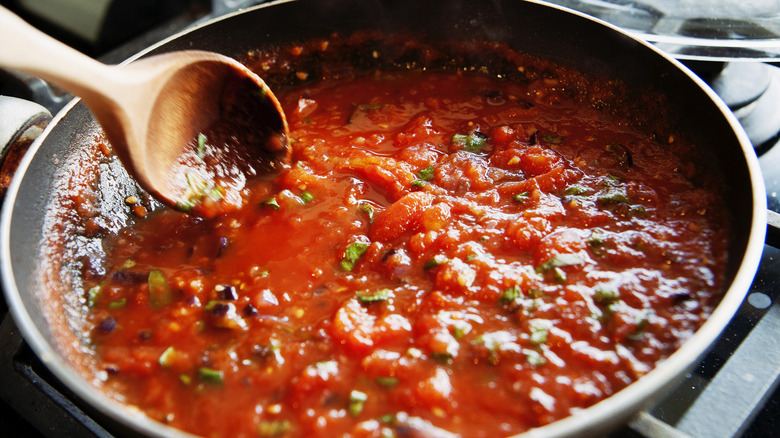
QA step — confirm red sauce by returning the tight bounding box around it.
[82,46,728,437]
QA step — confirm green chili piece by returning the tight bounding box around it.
[108,298,127,310]
[349,390,368,417]
[541,133,564,144]
[120,258,136,270]
[430,351,454,364]
[417,165,435,181]
[563,185,588,196]
[593,286,620,304]
[452,132,486,152]
[451,323,470,340]
[452,134,467,143]
[197,367,224,385]
[499,285,523,304]
[340,241,370,271]
[627,310,652,341]
[598,188,629,205]
[535,253,585,273]
[629,205,648,218]
[375,376,399,388]
[423,254,449,270]
[526,350,547,366]
[359,202,375,222]
[513,191,530,204]
[176,172,223,211]
[588,232,605,247]
[357,288,393,303]
[300,191,314,203]
[263,197,280,210]
[258,420,291,437]
[159,346,176,368]
[530,326,548,345]
[197,133,207,160]
[552,267,567,283]
[87,284,102,307]
[148,270,173,309]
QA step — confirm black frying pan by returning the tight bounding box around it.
[0,0,769,436]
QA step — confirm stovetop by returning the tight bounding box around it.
[1,1,780,437]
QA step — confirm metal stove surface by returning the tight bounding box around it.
[1,1,780,437]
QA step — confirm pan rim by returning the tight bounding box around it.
[0,0,768,437]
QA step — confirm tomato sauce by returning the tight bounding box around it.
[82,39,728,438]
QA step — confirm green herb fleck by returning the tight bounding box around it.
[452,132,487,152]
[175,172,224,212]
[263,197,280,210]
[340,241,370,271]
[597,176,629,205]
[87,285,102,307]
[197,133,207,160]
[529,322,549,345]
[499,285,523,305]
[108,298,127,310]
[349,390,368,417]
[179,374,192,385]
[593,286,620,304]
[197,367,224,385]
[598,188,629,205]
[406,347,423,359]
[375,377,399,388]
[357,288,393,303]
[417,165,435,181]
[159,346,176,368]
[430,352,454,364]
[541,133,564,144]
[552,267,567,283]
[527,288,543,299]
[148,270,173,309]
[563,185,588,196]
[588,231,607,256]
[423,254,449,270]
[258,420,291,437]
[358,103,387,110]
[606,142,632,167]
[526,350,547,366]
[300,191,314,203]
[359,202,375,222]
[629,205,647,218]
[588,232,605,247]
[535,253,585,273]
[411,179,427,188]
[627,310,653,341]
[252,86,269,99]
[513,191,530,204]
[451,323,471,340]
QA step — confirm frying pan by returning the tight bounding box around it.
[0,0,770,436]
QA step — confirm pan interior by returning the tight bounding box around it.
[1,1,765,437]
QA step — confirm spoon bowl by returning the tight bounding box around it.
[0,6,289,217]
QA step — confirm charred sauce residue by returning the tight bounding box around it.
[80,35,728,437]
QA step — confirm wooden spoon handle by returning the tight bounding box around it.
[0,6,118,103]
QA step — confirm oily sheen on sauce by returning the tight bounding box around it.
[83,46,728,438]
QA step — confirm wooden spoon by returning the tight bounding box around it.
[0,6,289,217]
